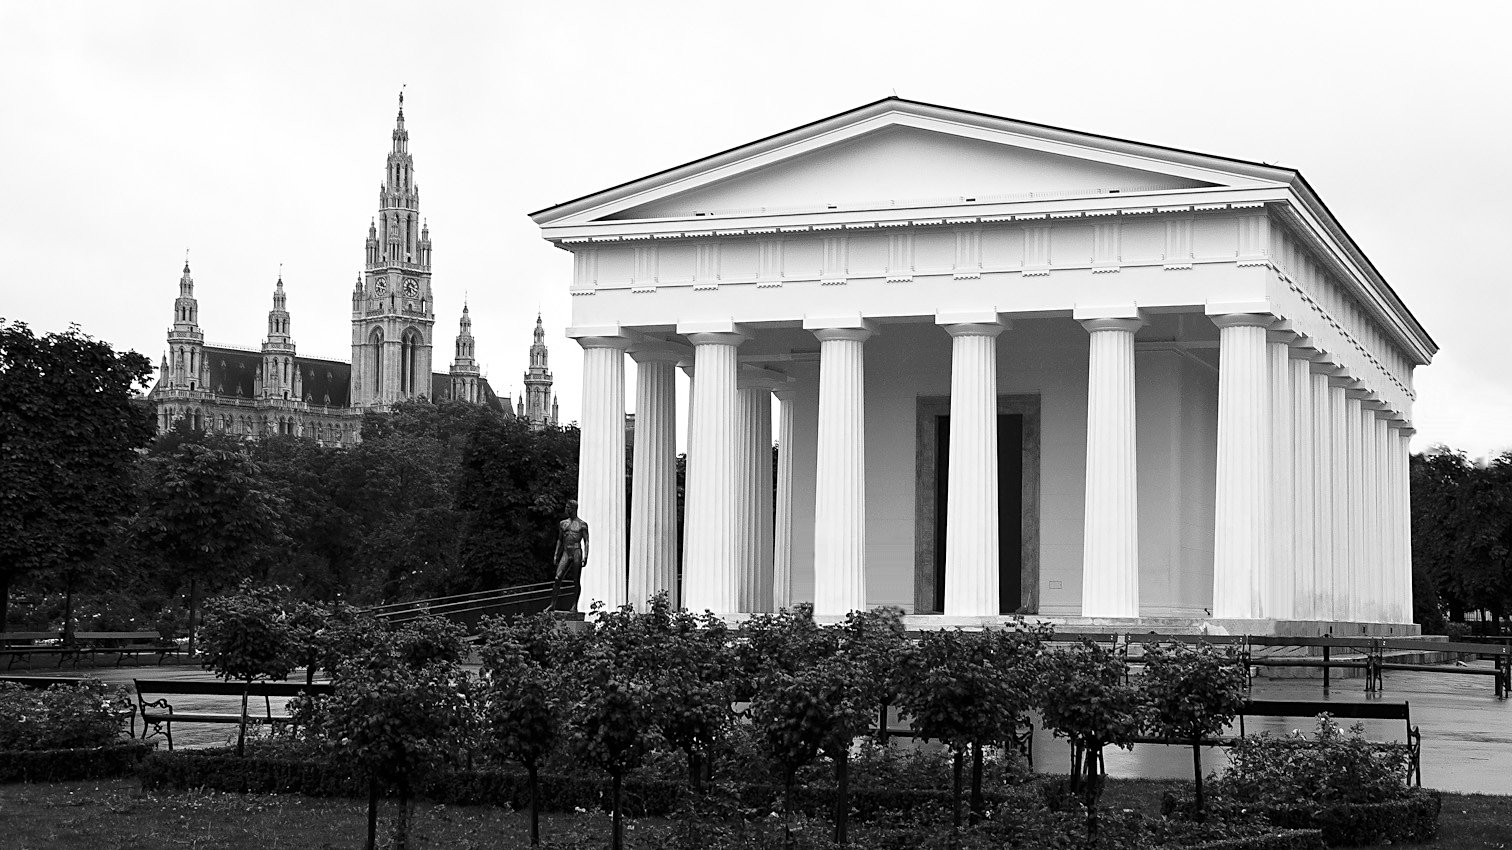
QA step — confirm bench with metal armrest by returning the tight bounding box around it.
[133,679,334,750]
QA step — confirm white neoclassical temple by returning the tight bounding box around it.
[531,98,1436,633]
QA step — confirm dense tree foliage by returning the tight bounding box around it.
[0,322,154,630]
[1411,447,1512,631]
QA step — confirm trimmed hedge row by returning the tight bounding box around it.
[139,750,1002,821]
[0,741,157,783]
[1177,830,1326,850]
[1161,790,1441,847]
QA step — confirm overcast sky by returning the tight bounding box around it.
[3,2,1509,457]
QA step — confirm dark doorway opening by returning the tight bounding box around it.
[933,413,1025,614]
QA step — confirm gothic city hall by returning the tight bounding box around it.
[533,98,1435,633]
[149,96,560,438]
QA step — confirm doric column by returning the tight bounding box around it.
[679,360,695,592]
[680,327,748,616]
[1210,309,1275,619]
[1289,341,1319,620]
[807,319,875,616]
[628,349,680,610]
[736,375,776,614]
[573,333,632,613]
[1367,408,1390,622]
[773,389,797,611]
[1326,372,1353,621]
[1342,384,1369,621]
[1396,425,1415,623]
[1076,309,1143,618]
[1265,328,1296,619]
[1309,357,1336,620]
[939,314,1008,617]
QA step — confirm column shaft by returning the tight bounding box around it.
[628,351,679,610]
[1212,314,1273,619]
[1310,368,1335,619]
[1080,317,1141,618]
[575,337,630,612]
[1328,382,1351,621]
[1343,393,1366,621]
[942,322,1005,617]
[683,333,745,615]
[736,385,774,613]
[773,390,797,610]
[1266,336,1295,619]
[1290,354,1316,620]
[812,327,871,616]
[1397,429,1415,622]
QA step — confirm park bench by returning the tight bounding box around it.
[134,679,334,750]
[1127,633,1253,686]
[1237,698,1421,787]
[68,631,179,668]
[0,675,139,737]
[1246,635,1379,692]
[2,632,64,671]
[1374,638,1511,699]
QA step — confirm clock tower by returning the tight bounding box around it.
[351,92,436,407]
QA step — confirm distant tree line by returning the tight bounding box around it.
[1,319,581,633]
[1411,447,1512,633]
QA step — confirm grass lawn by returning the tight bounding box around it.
[1,777,1504,849]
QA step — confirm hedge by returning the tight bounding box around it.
[139,750,993,821]
[1172,830,1326,850]
[1161,790,1441,847]
[0,741,156,783]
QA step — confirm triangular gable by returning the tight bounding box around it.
[602,125,1216,220]
[533,98,1295,227]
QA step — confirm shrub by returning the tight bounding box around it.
[199,582,298,755]
[1139,640,1248,816]
[1163,791,1439,847]
[0,740,155,783]
[0,679,131,750]
[1038,640,1141,838]
[1215,715,1412,807]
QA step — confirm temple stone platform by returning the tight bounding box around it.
[886,615,1422,637]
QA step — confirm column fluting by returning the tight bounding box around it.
[1211,313,1274,619]
[682,332,746,616]
[1079,316,1142,618]
[1266,332,1296,619]
[812,326,871,616]
[941,320,1006,617]
[773,389,797,611]
[1289,348,1317,621]
[574,335,632,612]
[736,381,775,613]
[628,349,680,610]
[1309,361,1336,620]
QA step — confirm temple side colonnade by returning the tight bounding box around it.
[532,98,1436,630]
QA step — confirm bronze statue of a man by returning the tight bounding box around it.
[547,499,590,613]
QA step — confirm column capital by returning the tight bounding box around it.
[628,348,683,365]
[803,315,878,333]
[1288,335,1323,360]
[1073,304,1144,322]
[940,321,1007,338]
[1210,312,1278,331]
[686,331,750,348]
[937,309,1009,328]
[737,369,791,391]
[677,319,752,337]
[812,326,874,344]
[1079,316,1145,334]
[575,334,633,351]
[772,388,798,402]
[1267,325,1302,346]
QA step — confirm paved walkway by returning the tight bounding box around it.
[10,657,1508,794]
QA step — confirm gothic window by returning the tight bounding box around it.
[370,327,385,397]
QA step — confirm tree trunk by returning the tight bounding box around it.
[952,749,964,835]
[611,771,623,850]
[187,576,200,657]
[1192,737,1205,820]
[834,749,849,845]
[236,683,250,757]
[528,763,540,846]
[395,778,411,850]
[969,740,984,825]
[687,750,703,795]
[0,570,11,632]
[366,774,379,850]
[783,770,795,850]
[877,702,889,745]
[1082,745,1100,839]
[63,576,75,641]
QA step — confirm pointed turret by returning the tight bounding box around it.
[449,303,481,404]
[261,272,297,401]
[165,258,205,396]
[522,313,555,429]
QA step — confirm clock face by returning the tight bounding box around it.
[404,278,419,296]
[375,277,388,293]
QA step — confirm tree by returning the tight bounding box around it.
[1139,640,1248,818]
[476,614,563,847]
[1038,640,1142,839]
[898,627,1038,836]
[134,435,287,654]
[0,321,154,630]
[563,651,657,850]
[198,582,297,755]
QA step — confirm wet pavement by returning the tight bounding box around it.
[10,656,1509,794]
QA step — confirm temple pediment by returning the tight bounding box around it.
[533,98,1294,230]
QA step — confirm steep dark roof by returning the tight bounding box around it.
[199,347,353,407]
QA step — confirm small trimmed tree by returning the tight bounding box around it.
[1039,640,1142,839]
[749,665,836,849]
[197,583,296,756]
[564,652,657,850]
[1139,640,1248,818]
[478,630,558,846]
